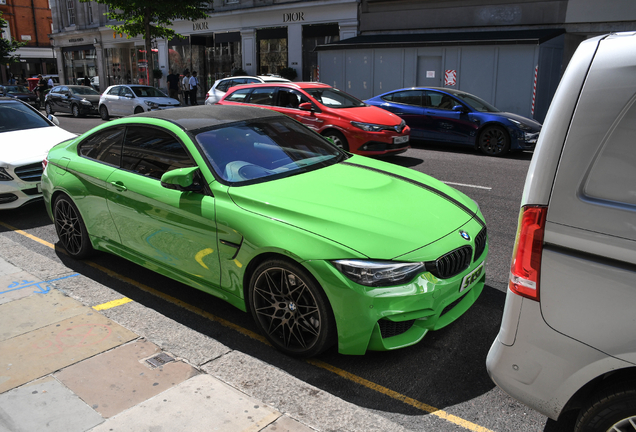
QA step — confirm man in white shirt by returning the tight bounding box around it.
[182,70,191,105]
[47,77,54,88]
[189,71,200,105]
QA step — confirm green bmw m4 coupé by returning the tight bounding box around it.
[42,105,487,357]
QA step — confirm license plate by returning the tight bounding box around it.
[460,262,484,293]
[393,135,409,145]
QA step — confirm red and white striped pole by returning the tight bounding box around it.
[531,65,538,117]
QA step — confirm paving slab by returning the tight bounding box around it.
[0,258,19,276]
[0,271,41,304]
[0,376,104,432]
[261,415,317,432]
[55,339,198,418]
[0,236,71,280]
[0,311,137,394]
[0,289,88,341]
[91,374,282,432]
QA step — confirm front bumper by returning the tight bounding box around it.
[0,180,42,209]
[305,231,488,355]
[347,126,411,156]
[513,131,540,150]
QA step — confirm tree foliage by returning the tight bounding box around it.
[0,11,26,64]
[81,0,212,85]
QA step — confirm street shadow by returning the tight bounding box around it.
[0,200,52,231]
[410,139,534,161]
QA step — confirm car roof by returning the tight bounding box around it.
[132,105,287,131]
[230,82,332,90]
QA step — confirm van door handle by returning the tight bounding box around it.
[110,181,127,191]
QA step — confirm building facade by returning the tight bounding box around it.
[317,0,636,122]
[1,0,56,84]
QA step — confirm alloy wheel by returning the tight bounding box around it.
[607,416,636,431]
[54,199,83,255]
[479,126,509,156]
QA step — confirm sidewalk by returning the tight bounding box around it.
[0,235,408,432]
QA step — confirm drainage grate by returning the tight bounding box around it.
[146,352,174,368]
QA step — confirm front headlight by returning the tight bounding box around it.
[507,118,533,131]
[333,259,425,287]
[80,99,92,105]
[144,100,159,109]
[0,167,14,181]
[351,121,386,132]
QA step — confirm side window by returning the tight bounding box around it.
[60,86,69,94]
[216,80,231,92]
[120,86,134,97]
[381,93,393,102]
[107,86,120,96]
[78,126,124,166]
[276,89,306,109]
[51,86,61,93]
[225,88,252,102]
[389,90,423,106]
[427,91,456,109]
[583,101,636,207]
[121,126,195,180]
[246,78,260,84]
[248,87,276,106]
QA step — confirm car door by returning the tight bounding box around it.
[102,86,121,116]
[273,88,316,126]
[116,86,135,116]
[105,125,221,288]
[378,90,429,139]
[424,91,475,145]
[58,86,72,113]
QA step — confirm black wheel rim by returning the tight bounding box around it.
[328,134,345,149]
[253,267,321,352]
[45,104,51,114]
[73,106,79,116]
[480,128,506,155]
[54,199,83,255]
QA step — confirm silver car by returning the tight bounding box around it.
[204,75,290,105]
[99,84,180,120]
[487,32,636,432]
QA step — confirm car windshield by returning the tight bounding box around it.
[70,87,100,95]
[4,86,30,94]
[131,86,167,98]
[451,92,500,112]
[195,117,346,184]
[304,88,366,108]
[0,102,51,133]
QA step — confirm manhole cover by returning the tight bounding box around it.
[146,352,174,368]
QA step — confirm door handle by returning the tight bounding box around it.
[110,181,127,191]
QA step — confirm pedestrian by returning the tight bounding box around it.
[47,76,54,88]
[182,70,191,105]
[189,71,199,105]
[35,74,47,103]
[8,74,16,85]
[166,69,179,101]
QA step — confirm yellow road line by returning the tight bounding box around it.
[93,297,133,310]
[1,222,495,432]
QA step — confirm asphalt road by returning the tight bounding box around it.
[1,112,578,432]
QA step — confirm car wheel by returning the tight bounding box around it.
[72,104,80,118]
[478,125,510,156]
[134,106,144,114]
[53,195,94,259]
[323,130,349,151]
[45,102,54,115]
[575,381,636,432]
[248,258,336,357]
[99,105,109,121]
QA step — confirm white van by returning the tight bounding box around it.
[487,32,636,432]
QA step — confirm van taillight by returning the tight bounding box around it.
[509,205,547,301]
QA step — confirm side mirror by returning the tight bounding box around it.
[47,114,60,126]
[299,102,313,112]
[160,167,202,192]
[452,105,466,112]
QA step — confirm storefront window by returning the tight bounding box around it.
[206,40,242,82]
[257,28,287,76]
[63,46,98,87]
[302,24,339,81]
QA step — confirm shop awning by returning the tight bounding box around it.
[314,29,565,51]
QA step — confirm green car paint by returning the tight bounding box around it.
[42,108,487,356]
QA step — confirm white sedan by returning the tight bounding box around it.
[0,98,76,209]
[99,84,180,120]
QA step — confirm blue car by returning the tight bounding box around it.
[365,87,541,156]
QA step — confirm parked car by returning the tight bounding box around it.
[486,32,636,431]
[45,85,102,117]
[98,84,180,120]
[42,105,487,357]
[218,82,410,156]
[0,85,39,109]
[365,87,541,156]
[0,97,76,209]
[205,75,291,105]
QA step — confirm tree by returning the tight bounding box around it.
[82,0,211,86]
[1,11,26,65]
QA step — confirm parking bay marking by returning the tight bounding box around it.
[442,181,492,190]
[2,221,495,432]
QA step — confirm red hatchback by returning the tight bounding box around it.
[217,82,410,156]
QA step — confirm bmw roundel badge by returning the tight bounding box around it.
[460,230,470,241]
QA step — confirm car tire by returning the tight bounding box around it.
[322,130,349,151]
[134,106,144,114]
[575,381,636,432]
[45,102,54,115]
[248,258,336,357]
[72,104,80,118]
[99,106,109,121]
[53,195,94,259]
[478,125,510,156]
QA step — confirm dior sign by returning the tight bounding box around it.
[283,12,304,22]
[193,22,209,31]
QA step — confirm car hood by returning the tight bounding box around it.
[334,106,404,126]
[0,127,76,165]
[495,111,542,130]
[79,94,101,103]
[227,156,480,259]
